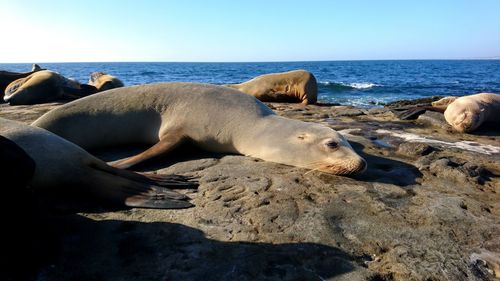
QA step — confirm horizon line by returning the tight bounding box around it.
[1,57,499,64]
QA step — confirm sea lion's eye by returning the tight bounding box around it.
[297,134,307,140]
[325,140,338,149]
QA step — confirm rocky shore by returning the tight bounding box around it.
[0,98,498,281]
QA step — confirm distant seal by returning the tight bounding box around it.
[398,93,500,133]
[4,70,98,105]
[439,93,500,133]
[0,64,43,99]
[224,69,318,104]
[33,83,366,175]
[88,71,124,92]
[1,117,196,209]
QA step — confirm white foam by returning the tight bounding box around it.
[349,82,379,89]
[376,129,500,155]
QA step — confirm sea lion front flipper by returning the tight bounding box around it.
[112,133,185,169]
[396,107,429,120]
[61,84,98,99]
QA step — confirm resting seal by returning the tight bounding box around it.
[1,117,196,209]
[89,71,124,92]
[33,83,366,175]
[440,93,500,133]
[4,70,98,105]
[0,64,43,99]
[224,69,318,104]
[398,93,500,133]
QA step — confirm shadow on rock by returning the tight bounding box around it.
[349,141,423,186]
[12,213,358,281]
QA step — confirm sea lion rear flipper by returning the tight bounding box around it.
[90,162,197,209]
[125,195,194,209]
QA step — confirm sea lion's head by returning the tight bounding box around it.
[250,119,366,175]
[88,72,124,92]
[445,107,485,133]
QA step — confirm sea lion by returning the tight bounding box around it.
[224,69,318,104]
[4,70,98,105]
[33,83,366,175]
[89,71,124,92]
[441,93,500,132]
[398,93,500,133]
[1,117,197,209]
[0,64,43,99]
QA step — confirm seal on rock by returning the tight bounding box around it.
[0,64,43,99]
[439,93,500,133]
[398,93,500,133]
[224,69,318,104]
[4,70,98,105]
[1,117,197,209]
[33,83,366,175]
[88,71,124,92]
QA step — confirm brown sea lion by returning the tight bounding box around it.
[1,117,197,209]
[88,71,124,92]
[0,64,43,100]
[224,69,318,104]
[4,70,98,105]
[33,83,366,175]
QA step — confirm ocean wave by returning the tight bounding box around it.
[319,81,380,91]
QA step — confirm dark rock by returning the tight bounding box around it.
[384,96,444,109]
[397,142,434,157]
[417,111,450,129]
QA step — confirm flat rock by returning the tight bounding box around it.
[417,111,451,129]
[0,99,499,281]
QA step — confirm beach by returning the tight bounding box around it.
[1,97,498,281]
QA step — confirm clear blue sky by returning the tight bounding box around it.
[1,0,499,62]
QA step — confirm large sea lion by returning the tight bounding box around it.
[88,71,124,92]
[4,70,98,105]
[224,69,318,104]
[0,64,43,99]
[1,117,196,209]
[33,83,366,175]
[398,93,500,133]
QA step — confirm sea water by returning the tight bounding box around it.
[1,60,499,107]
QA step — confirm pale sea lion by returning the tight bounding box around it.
[88,71,124,92]
[33,83,366,175]
[224,69,318,104]
[0,64,43,99]
[441,93,500,133]
[4,70,98,105]
[1,117,196,209]
[398,93,500,133]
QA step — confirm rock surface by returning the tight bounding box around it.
[0,100,499,281]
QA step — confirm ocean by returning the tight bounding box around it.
[1,60,499,107]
